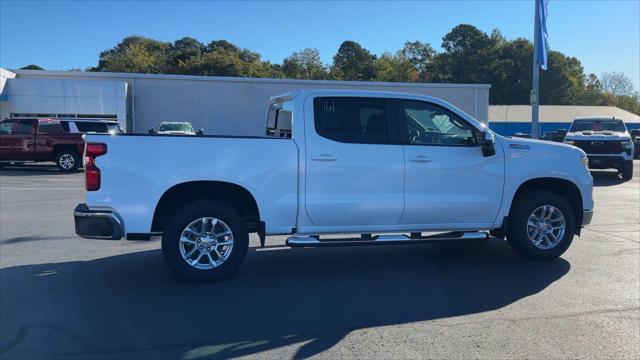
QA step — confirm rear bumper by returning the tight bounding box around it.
[74,203,123,240]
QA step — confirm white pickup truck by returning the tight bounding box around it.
[74,90,594,282]
[563,117,634,180]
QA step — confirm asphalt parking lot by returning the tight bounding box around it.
[1,162,639,359]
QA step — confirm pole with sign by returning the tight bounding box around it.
[531,0,549,139]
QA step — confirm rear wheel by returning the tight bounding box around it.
[620,161,633,180]
[56,150,80,172]
[162,200,249,282]
[507,190,575,260]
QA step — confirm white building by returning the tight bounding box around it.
[489,105,640,135]
[0,68,490,135]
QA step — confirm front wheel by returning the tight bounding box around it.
[56,150,80,172]
[162,200,249,282]
[507,191,575,260]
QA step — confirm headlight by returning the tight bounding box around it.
[564,140,575,145]
[580,155,589,168]
[622,140,633,148]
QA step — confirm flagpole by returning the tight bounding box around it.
[531,0,541,139]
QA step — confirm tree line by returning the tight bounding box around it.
[22,24,639,114]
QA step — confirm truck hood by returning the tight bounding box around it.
[564,130,630,141]
[157,130,195,135]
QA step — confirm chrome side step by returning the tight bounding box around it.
[286,231,488,248]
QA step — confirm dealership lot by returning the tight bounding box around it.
[1,162,639,359]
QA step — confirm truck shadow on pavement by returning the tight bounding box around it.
[0,238,570,359]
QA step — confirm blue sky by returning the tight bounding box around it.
[1,0,638,89]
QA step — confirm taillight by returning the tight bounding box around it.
[85,143,107,191]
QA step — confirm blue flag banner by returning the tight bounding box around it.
[537,0,550,70]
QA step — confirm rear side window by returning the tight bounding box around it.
[314,97,389,144]
[266,101,293,138]
[17,121,35,135]
[38,121,64,134]
[75,122,109,133]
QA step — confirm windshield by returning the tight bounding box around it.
[159,123,193,132]
[570,119,626,132]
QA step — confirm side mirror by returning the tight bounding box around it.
[197,128,205,135]
[148,127,155,134]
[481,131,496,157]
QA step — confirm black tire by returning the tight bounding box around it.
[162,200,249,282]
[507,190,576,260]
[55,150,80,172]
[620,161,633,181]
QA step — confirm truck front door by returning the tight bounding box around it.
[397,99,504,228]
[304,96,405,227]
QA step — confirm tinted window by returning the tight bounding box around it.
[400,100,477,146]
[570,119,626,132]
[0,121,15,135]
[266,102,293,138]
[60,121,71,133]
[17,121,35,135]
[75,122,109,133]
[38,121,64,134]
[159,123,193,132]
[314,97,388,144]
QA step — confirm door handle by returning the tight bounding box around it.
[311,154,337,161]
[410,155,432,163]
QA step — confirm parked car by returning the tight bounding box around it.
[563,117,634,180]
[0,118,121,171]
[157,122,196,135]
[512,132,531,138]
[541,129,567,143]
[74,90,594,282]
[630,129,640,159]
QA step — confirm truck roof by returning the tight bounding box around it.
[270,89,448,104]
[572,116,622,121]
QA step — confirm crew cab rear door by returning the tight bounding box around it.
[397,99,504,227]
[304,95,405,227]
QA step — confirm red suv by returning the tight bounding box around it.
[0,118,122,171]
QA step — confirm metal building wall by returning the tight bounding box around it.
[8,70,490,135]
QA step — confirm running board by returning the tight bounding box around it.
[286,231,488,248]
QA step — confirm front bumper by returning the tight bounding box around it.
[74,203,123,240]
[582,209,594,226]
[586,154,631,169]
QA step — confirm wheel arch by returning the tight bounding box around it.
[151,181,261,234]
[511,177,583,227]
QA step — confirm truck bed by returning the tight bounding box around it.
[84,133,299,235]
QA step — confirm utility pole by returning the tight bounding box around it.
[531,0,541,139]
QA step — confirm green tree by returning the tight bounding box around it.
[94,36,171,73]
[374,52,417,82]
[179,40,283,78]
[400,41,435,81]
[331,41,376,81]
[170,37,205,68]
[282,48,327,79]
[20,64,44,70]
